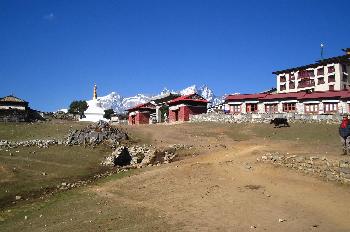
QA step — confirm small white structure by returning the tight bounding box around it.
[80,84,107,122]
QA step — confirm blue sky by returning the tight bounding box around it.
[1,0,349,111]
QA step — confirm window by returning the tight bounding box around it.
[280,84,286,91]
[328,75,335,83]
[317,77,325,84]
[289,81,295,89]
[280,75,286,82]
[283,103,296,112]
[230,105,241,114]
[343,74,348,82]
[298,79,315,88]
[329,85,334,91]
[304,103,319,114]
[307,70,315,77]
[328,66,335,73]
[289,74,295,80]
[317,68,324,76]
[298,70,309,79]
[324,103,338,113]
[246,103,258,113]
[265,104,278,113]
[342,64,348,73]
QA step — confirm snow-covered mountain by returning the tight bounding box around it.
[79,85,224,114]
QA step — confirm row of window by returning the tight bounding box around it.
[280,77,335,90]
[229,102,339,114]
[280,66,336,82]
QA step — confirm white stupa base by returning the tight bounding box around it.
[79,99,108,123]
[80,114,107,122]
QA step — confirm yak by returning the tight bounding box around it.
[270,118,290,128]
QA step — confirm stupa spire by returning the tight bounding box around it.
[93,84,97,100]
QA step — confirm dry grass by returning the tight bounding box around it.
[0,120,88,141]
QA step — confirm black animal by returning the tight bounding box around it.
[270,118,290,128]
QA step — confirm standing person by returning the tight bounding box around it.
[339,115,350,155]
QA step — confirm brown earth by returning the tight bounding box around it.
[1,122,350,231]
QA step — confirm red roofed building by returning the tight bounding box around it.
[225,90,350,115]
[168,93,208,122]
[225,93,267,114]
[127,102,156,125]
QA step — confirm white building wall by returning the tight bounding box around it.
[241,103,246,113]
[0,105,26,110]
[276,62,345,93]
[257,103,264,113]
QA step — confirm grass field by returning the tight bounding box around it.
[0,144,113,208]
[0,120,87,141]
[0,120,348,231]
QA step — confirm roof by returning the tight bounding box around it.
[301,90,350,100]
[225,93,267,101]
[127,102,156,111]
[168,93,208,105]
[0,95,27,103]
[263,92,307,100]
[150,93,181,104]
[273,54,350,75]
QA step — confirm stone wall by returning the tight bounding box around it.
[257,153,350,184]
[190,112,342,124]
[0,139,62,149]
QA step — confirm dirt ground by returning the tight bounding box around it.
[1,122,350,231]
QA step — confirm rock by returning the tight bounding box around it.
[101,144,179,168]
[66,121,128,146]
[15,195,22,200]
[279,218,286,222]
[340,167,350,174]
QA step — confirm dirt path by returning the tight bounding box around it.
[92,140,350,231]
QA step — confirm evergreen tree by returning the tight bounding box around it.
[104,109,114,119]
[68,100,88,117]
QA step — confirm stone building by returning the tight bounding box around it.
[0,95,30,122]
[168,93,208,122]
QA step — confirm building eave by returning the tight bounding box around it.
[272,55,350,75]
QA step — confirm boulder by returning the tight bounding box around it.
[66,120,128,146]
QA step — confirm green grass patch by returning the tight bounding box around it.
[0,144,113,207]
[0,120,87,141]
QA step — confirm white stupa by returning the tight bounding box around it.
[80,84,107,122]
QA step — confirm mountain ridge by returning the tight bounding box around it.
[82,85,224,114]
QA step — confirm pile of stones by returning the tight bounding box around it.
[257,153,350,184]
[101,144,182,168]
[66,120,128,146]
[0,139,62,149]
[46,111,79,121]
